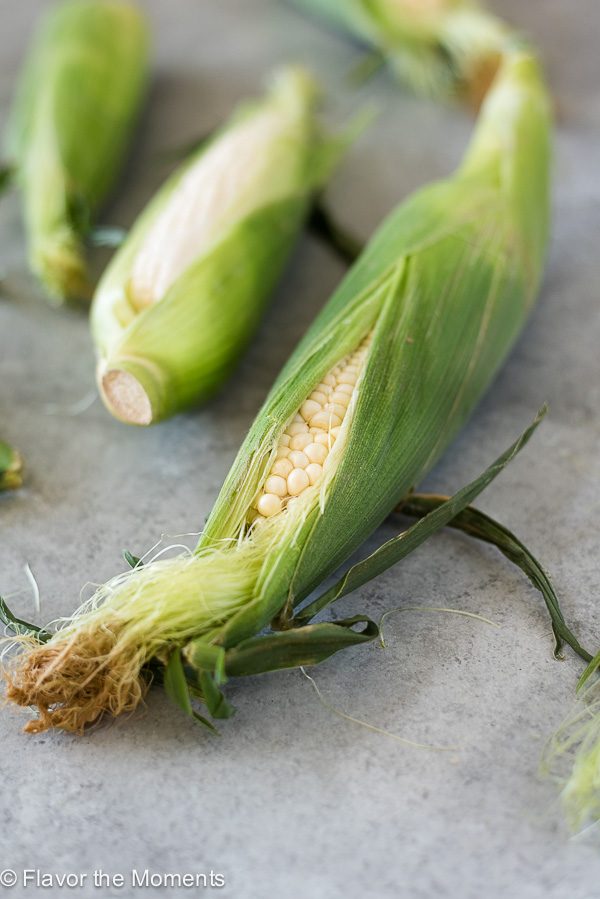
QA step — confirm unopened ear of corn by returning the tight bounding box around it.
[0,441,23,491]
[91,67,341,426]
[5,0,149,303]
[3,50,551,733]
[291,0,513,104]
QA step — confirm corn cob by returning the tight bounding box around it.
[91,67,343,425]
[4,0,149,303]
[291,0,513,104]
[3,50,552,733]
[0,441,23,491]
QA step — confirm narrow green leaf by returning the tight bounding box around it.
[0,596,52,643]
[163,650,219,734]
[198,671,236,719]
[122,549,142,569]
[223,616,378,678]
[398,493,592,663]
[296,408,546,624]
[576,651,600,693]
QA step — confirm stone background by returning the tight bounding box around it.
[1,2,599,897]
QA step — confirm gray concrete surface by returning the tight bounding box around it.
[1,1,600,897]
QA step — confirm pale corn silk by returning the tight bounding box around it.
[129,92,307,307]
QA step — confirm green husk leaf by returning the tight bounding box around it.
[163,649,219,734]
[0,596,52,643]
[123,549,143,570]
[576,652,600,694]
[197,671,236,719]
[295,407,546,625]
[397,493,591,663]
[220,616,379,678]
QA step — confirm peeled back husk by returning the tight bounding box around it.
[2,51,552,733]
[5,0,149,303]
[91,67,343,425]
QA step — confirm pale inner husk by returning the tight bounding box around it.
[129,103,303,309]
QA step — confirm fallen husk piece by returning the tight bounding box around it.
[3,50,555,734]
[0,440,23,491]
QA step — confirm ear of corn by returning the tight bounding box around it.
[2,50,552,733]
[196,49,550,639]
[5,0,149,303]
[291,0,514,103]
[0,440,23,491]
[91,67,345,426]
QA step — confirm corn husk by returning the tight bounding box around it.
[291,0,514,103]
[91,67,345,425]
[5,0,149,303]
[0,441,23,491]
[2,51,553,733]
